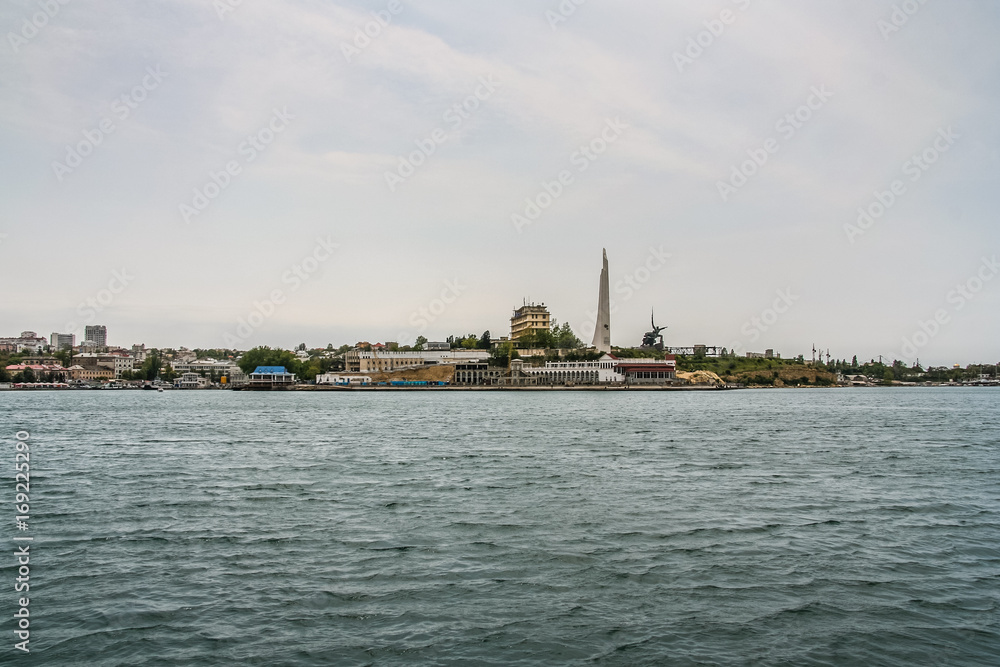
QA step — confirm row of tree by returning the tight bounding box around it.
[235,347,343,380]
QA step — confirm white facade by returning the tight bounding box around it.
[346,349,489,373]
[171,359,246,385]
[50,332,75,350]
[523,356,622,384]
[316,374,372,386]
[523,354,675,385]
[0,332,49,353]
[175,372,211,389]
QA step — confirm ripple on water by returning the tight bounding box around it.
[2,388,998,665]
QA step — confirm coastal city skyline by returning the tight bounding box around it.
[2,2,999,367]
[3,242,998,369]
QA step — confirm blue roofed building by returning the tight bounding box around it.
[248,366,297,389]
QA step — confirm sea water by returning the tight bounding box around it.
[1,388,997,665]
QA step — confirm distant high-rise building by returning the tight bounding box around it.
[50,332,75,350]
[84,325,107,347]
[510,302,550,342]
[591,249,611,353]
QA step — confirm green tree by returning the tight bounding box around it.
[414,336,427,351]
[489,342,519,367]
[478,331,492,349]
[140,350,163,381]
[53,349,72,367]
[553,322,583,349]
[237,347,301,376]
[162,363,178,381]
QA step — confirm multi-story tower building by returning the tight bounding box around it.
[84,325,107,348]
[510,302,550,342]
[50,332,76,350]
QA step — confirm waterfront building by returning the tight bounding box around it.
[345,348,489,373]
[50,332,76,350]
[316,374,372,386]
[174,373,211,389]
[614,357,678,385]
[84,325,108,348]
[452,362,507,386]
[68,366,113,381]
[74,352,134,379]
[591,249,611,353]
[5,363,69,381]
[248,366,297,388]
[171,359,246,385]
[510,302,550,342]
[450,354,678,386]
[521,354,677,385]
[522,354,623,385]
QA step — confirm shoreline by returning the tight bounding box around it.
[4,384,996,392]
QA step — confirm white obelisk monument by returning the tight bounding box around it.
[591,248,611,353]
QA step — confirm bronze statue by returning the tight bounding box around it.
[641,310,665,349]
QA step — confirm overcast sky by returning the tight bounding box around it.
[2,0,998,366]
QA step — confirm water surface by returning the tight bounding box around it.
[3,388,998,665]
